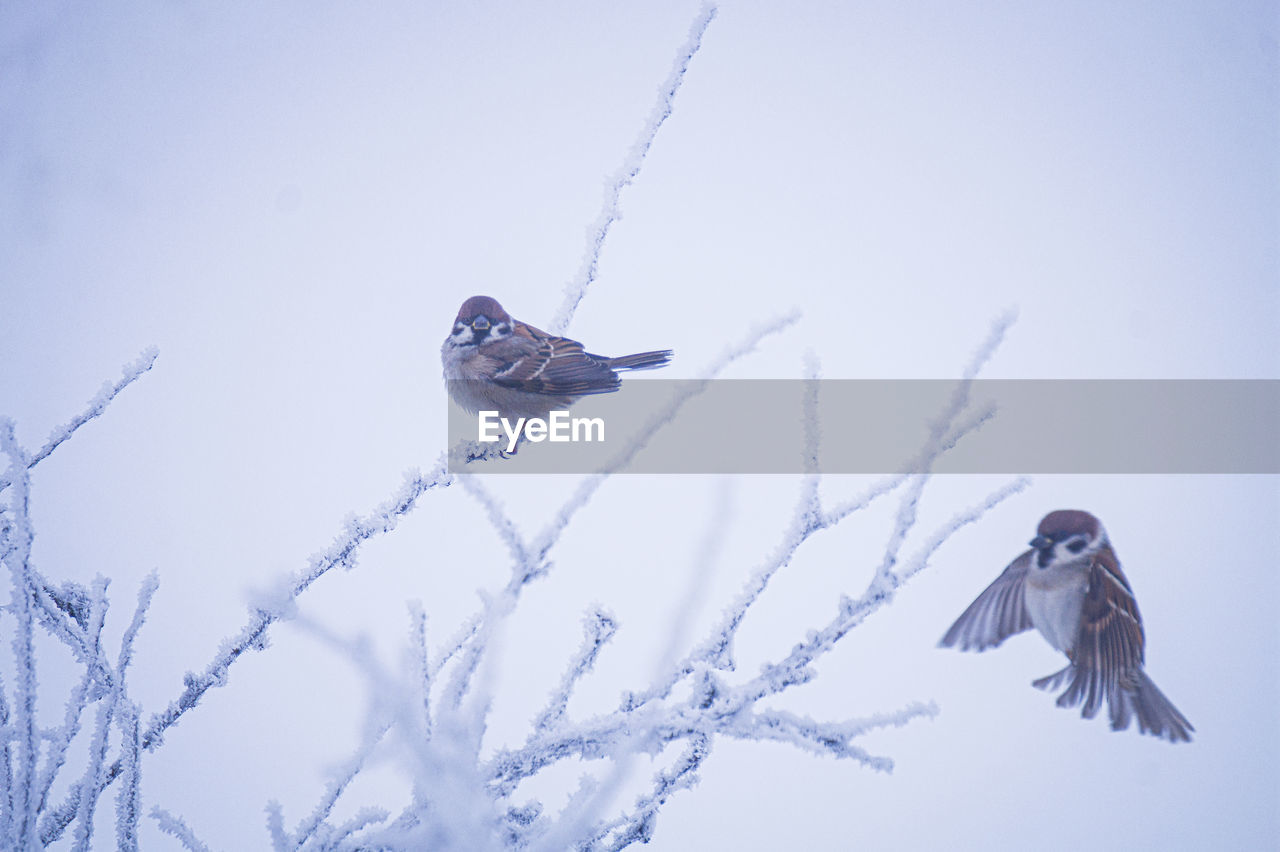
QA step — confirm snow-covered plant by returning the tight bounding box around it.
[0,6,1026,849]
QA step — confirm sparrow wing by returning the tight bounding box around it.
[491,323,623,396]
[939,551,1034,651]
[1076,548,1146,668]
[1053,548,1146,719]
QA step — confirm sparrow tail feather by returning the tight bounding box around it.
[1035,664,1193,743]
[1116,669,1194,743]
[604,350,673,371]
[1048,665,1109,720]
[1031,665,1072,693]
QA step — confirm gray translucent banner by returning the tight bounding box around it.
[446,380,1280,474]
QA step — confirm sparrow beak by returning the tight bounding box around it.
[1029,534,1053,549]
[472,317,490,331]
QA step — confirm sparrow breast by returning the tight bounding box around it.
[1023,560,1088,654]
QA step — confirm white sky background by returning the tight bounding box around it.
[2,1,1277,849]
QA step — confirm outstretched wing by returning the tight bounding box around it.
[939,551,1034,651]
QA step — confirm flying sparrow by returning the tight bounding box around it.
[940,510,1193,742]
[441,295,672,421]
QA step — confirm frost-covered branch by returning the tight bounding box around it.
[459,315,1024,850]
[274,615,507,851]
[35,578,109,818]
[5,299,1026,852]
[39,462,457,844]
[115,699,143,850]
[589,734,710,852]
[252,306,1017,852]
[285,711,393,850]
[150,807,216,852]
[1,345,467,847]
[548,3,718,334]
[63,571,159,849]
[0,351,174,850]
[0,420,39,848]
[725,703,939,769]
[30,579,116,690]
[144,464,450,737]
[534,609,619,734]
[0,0,1038,843]
[440,312,798,714]
[0,347,158,493]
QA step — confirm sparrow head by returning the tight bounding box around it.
[448,295,515,347]
[1029,509,1108,569]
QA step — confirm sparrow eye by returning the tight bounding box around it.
[1066,539,1086,554]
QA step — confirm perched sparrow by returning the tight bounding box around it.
[441,295,672,420]
[940,510,1192,742]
